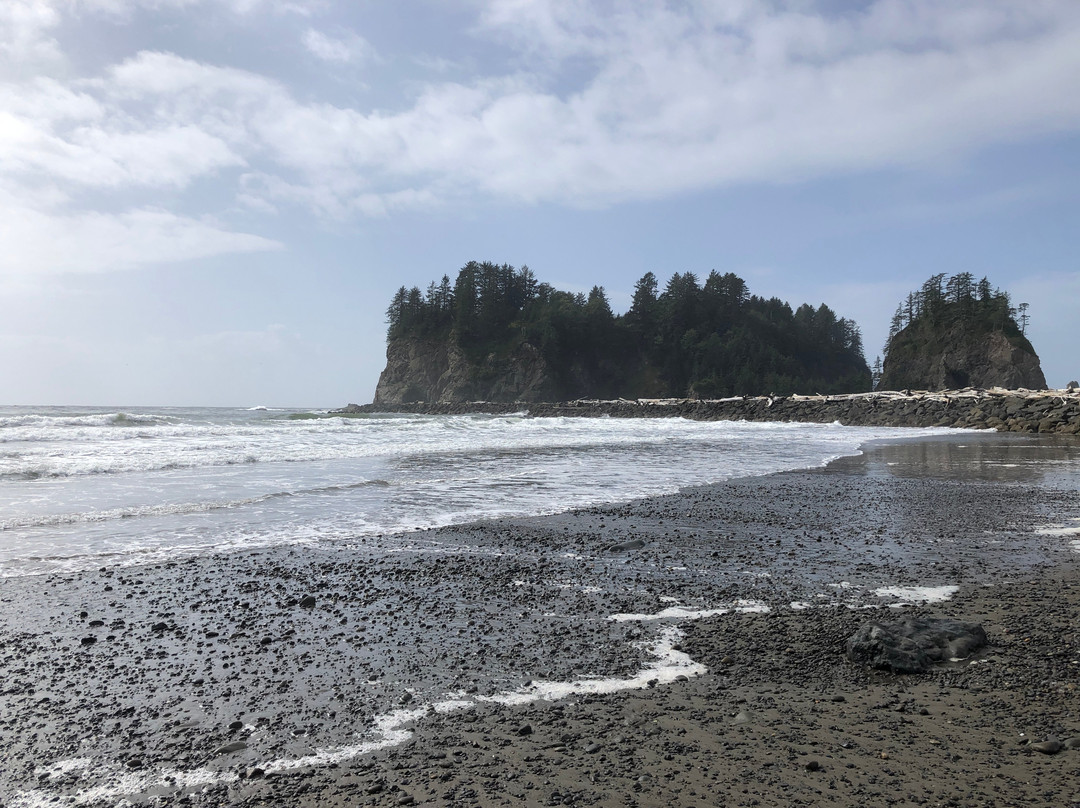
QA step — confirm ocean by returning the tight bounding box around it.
[1,405,950,578]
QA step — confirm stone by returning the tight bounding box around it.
[1031,740,1062,755]
[846,616,988,674]
[607,539,646,552]
[299,595,317,609]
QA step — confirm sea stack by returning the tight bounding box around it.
[878,273,1046,391]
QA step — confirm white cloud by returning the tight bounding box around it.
[4,0,1080,258]
[302,28,374,64]
[0,0,63,73]
[0,196,282,275]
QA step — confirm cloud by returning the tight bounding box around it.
[302,28,374,64]
[5,0,1080,237]
[0,196,282,275]
[247,0,1080,211]
[0,0,63,73]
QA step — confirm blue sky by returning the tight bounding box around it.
[1,0,1078,406]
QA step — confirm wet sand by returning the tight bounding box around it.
[2,431,1079,807]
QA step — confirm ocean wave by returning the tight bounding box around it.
[0,495,272,531]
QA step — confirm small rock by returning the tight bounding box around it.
[517,723,533,736]
[228,720,244,731]
[151,622,169,632]
[1031,740,1062,755]
[804,760,821,772]
[299,595,317,609]
[243,767,265,780]
[1063,737,1080,750]
[80,636,97,646]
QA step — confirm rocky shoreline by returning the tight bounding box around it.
[3,435,1080,807]
[336,387,1080,435]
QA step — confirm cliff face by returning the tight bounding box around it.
[373,337,558,404]
[879,323,1046,391]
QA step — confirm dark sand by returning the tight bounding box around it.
[2,432,1079,807]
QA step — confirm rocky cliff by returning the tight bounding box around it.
[879,322,1046,392]
[373,337,557,404]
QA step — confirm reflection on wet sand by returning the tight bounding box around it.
[828,432,1080,485]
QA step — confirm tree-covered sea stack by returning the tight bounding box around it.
[377,261,871,403]
[878,273,1046,392]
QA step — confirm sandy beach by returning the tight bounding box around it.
[2,432,1079,807]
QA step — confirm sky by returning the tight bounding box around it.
[1,0,1078,407]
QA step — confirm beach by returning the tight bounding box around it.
[2,432,1080,807]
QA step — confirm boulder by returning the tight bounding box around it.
[846,616,987,673]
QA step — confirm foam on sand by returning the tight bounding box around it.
[607,599,769,622]
[1035,519,1080,553]
[874,585,959,604]
[11,604,751,808]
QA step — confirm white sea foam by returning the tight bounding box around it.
[1035,519,1080,556]
[608,600,769,622]
[873,585,959,604]
[10,605,745,807]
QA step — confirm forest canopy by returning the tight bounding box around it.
[386,261,872,399]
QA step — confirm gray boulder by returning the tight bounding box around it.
[846,616,987,673]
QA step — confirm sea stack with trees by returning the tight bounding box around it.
[877,272,1046,391]
[375,261,871,404]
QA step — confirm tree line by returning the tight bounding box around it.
[886,273,1028,347]
[387,261,871,399]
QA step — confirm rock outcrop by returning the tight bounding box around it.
[846,616,987,673]
[373,337,557,404]
[880,322,1046,392]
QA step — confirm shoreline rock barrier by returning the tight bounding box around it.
[335,388,1080,435]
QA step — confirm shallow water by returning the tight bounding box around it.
[1,406,955,576]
